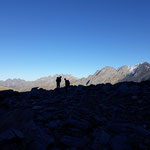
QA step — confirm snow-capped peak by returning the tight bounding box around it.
[127,62,150,74]
[128,65,138,73]
[128,62,143,74]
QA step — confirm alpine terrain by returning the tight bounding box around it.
[0,62,150,91]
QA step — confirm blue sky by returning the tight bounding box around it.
[0,0,150,80]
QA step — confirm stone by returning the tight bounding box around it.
[110,135,131,150]
[32,105,43,110]
[64,119,90,130]
[47,120,60,128]
[92,129,110,149]
[0,80,150,149]
[132,96,138,100]
[61,136,84,147]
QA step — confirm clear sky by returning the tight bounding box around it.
[0,0,150,81]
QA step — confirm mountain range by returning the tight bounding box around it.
[0,62,150,91]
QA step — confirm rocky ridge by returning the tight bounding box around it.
[0,81,150,149]
[1,62,150,92]
[75,62,150,86]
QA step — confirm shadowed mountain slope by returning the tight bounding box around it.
[119,62,150,82]
[74,62,150,86]
[0,81,150,149]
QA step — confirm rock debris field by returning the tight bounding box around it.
[0,81,150,150]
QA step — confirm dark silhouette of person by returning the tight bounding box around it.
[64,78,70,92]
[56,76,62,88]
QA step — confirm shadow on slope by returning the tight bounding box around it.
[0,81,150,149]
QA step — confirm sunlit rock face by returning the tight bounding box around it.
[74,62,150,86]
[0,80,150,149]
[119,62,150,82]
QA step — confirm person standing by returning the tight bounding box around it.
[56,76,62,88]
[64,78,70,92]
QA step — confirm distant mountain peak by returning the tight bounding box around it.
[127,62,150,74]
[128,64,140,74]
[0,62,150,91]
[74,62,150,86]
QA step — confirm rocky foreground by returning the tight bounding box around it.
[0,81,150,150]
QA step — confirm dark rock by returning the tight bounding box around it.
[60,136,87,148]
[92,128,110,149]
[0,81,150,149]
[110,135,131,150]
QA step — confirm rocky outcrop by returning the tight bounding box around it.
[0,81,150,149]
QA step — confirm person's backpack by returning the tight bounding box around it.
[66,80,70,86]
[56,77,61,82]
[68,80,70,86]
[59,77,61,82]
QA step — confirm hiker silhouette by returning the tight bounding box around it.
[64,78,70,91]
[56,76,62,88]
